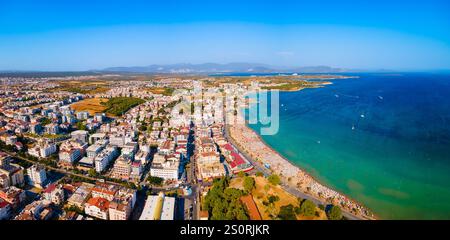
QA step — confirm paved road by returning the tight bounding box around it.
[223,125,364,220]
[2,150,122,186]
[186,128,200,220]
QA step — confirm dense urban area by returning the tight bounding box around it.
[0,73,356,220]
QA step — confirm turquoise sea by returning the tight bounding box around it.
[247,73,450,219]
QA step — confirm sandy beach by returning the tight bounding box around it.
[227,116,376,219]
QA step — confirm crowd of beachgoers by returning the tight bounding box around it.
[228,121,375,219]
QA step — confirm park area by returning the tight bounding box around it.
[230,176,328,220]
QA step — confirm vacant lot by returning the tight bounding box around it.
[70,98,108,115]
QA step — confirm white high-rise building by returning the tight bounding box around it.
[95,146,118,173]
[28,165,47,188]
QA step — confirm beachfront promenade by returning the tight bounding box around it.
[224,119,374,220]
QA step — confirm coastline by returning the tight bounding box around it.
[245,122,375,218]
[228,82,377,220]
[228,121,376,219]
[262,80,333,92]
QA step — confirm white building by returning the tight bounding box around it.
[42,184,65,205]
[150,154,179,180]
[95,146,118,173]
[28,141,57,158]
[59,149,82,165]
[0,155,25,188]
[76,111,89,120]
[59,139,88,165]
[86,140,108,158]
[89,133,107,144]
[45,123,60,134]
[94,113,105,123]
[109,135,125,147]
[71,130,89,143]
[135,150,150,166]
[27,165,47,188]
[139,192,175,220]
[84,197,109,220]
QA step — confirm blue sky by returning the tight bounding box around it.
[1,0,450,71]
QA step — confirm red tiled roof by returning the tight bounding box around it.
[230,152,245,168]
[43,184,56,194]
[223,144,234,152]
[63,184,76,193]
[86,197,110,211]
[131,161,141,167]
[240,195,262,220]
[0,201,10,208]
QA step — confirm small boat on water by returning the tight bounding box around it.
[352,125,355,130]
[335,94,339,98]
[360,114,365,118]
[378,96,384,100]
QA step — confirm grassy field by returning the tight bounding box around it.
[144,87,174,96]
[230,176,327,220]
[70,98,108,115]
[66,86,110,94]
[102,97,145,116]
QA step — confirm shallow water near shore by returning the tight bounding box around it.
[247,73,450,219]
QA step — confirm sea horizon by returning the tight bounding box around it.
[246,72,450,219]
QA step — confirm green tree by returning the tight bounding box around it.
[147,176,164,186]
[103,97,145,116]
[299,199,316,217]
[236,208,249,220]
[139,125,147,131]
[203,177,249,220]
[327,205,343,220]
[278,204,297,220]
[76,121,87,130]
[267,195,280,204]
[243,176,255,193]
[268,174,281,185]
[40,117,52,126]
[65,205,84,214]
[237,171,246,178]
[255,171,264,177]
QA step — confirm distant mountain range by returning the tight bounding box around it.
[99,63,357,74]
[0,63,404,76]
